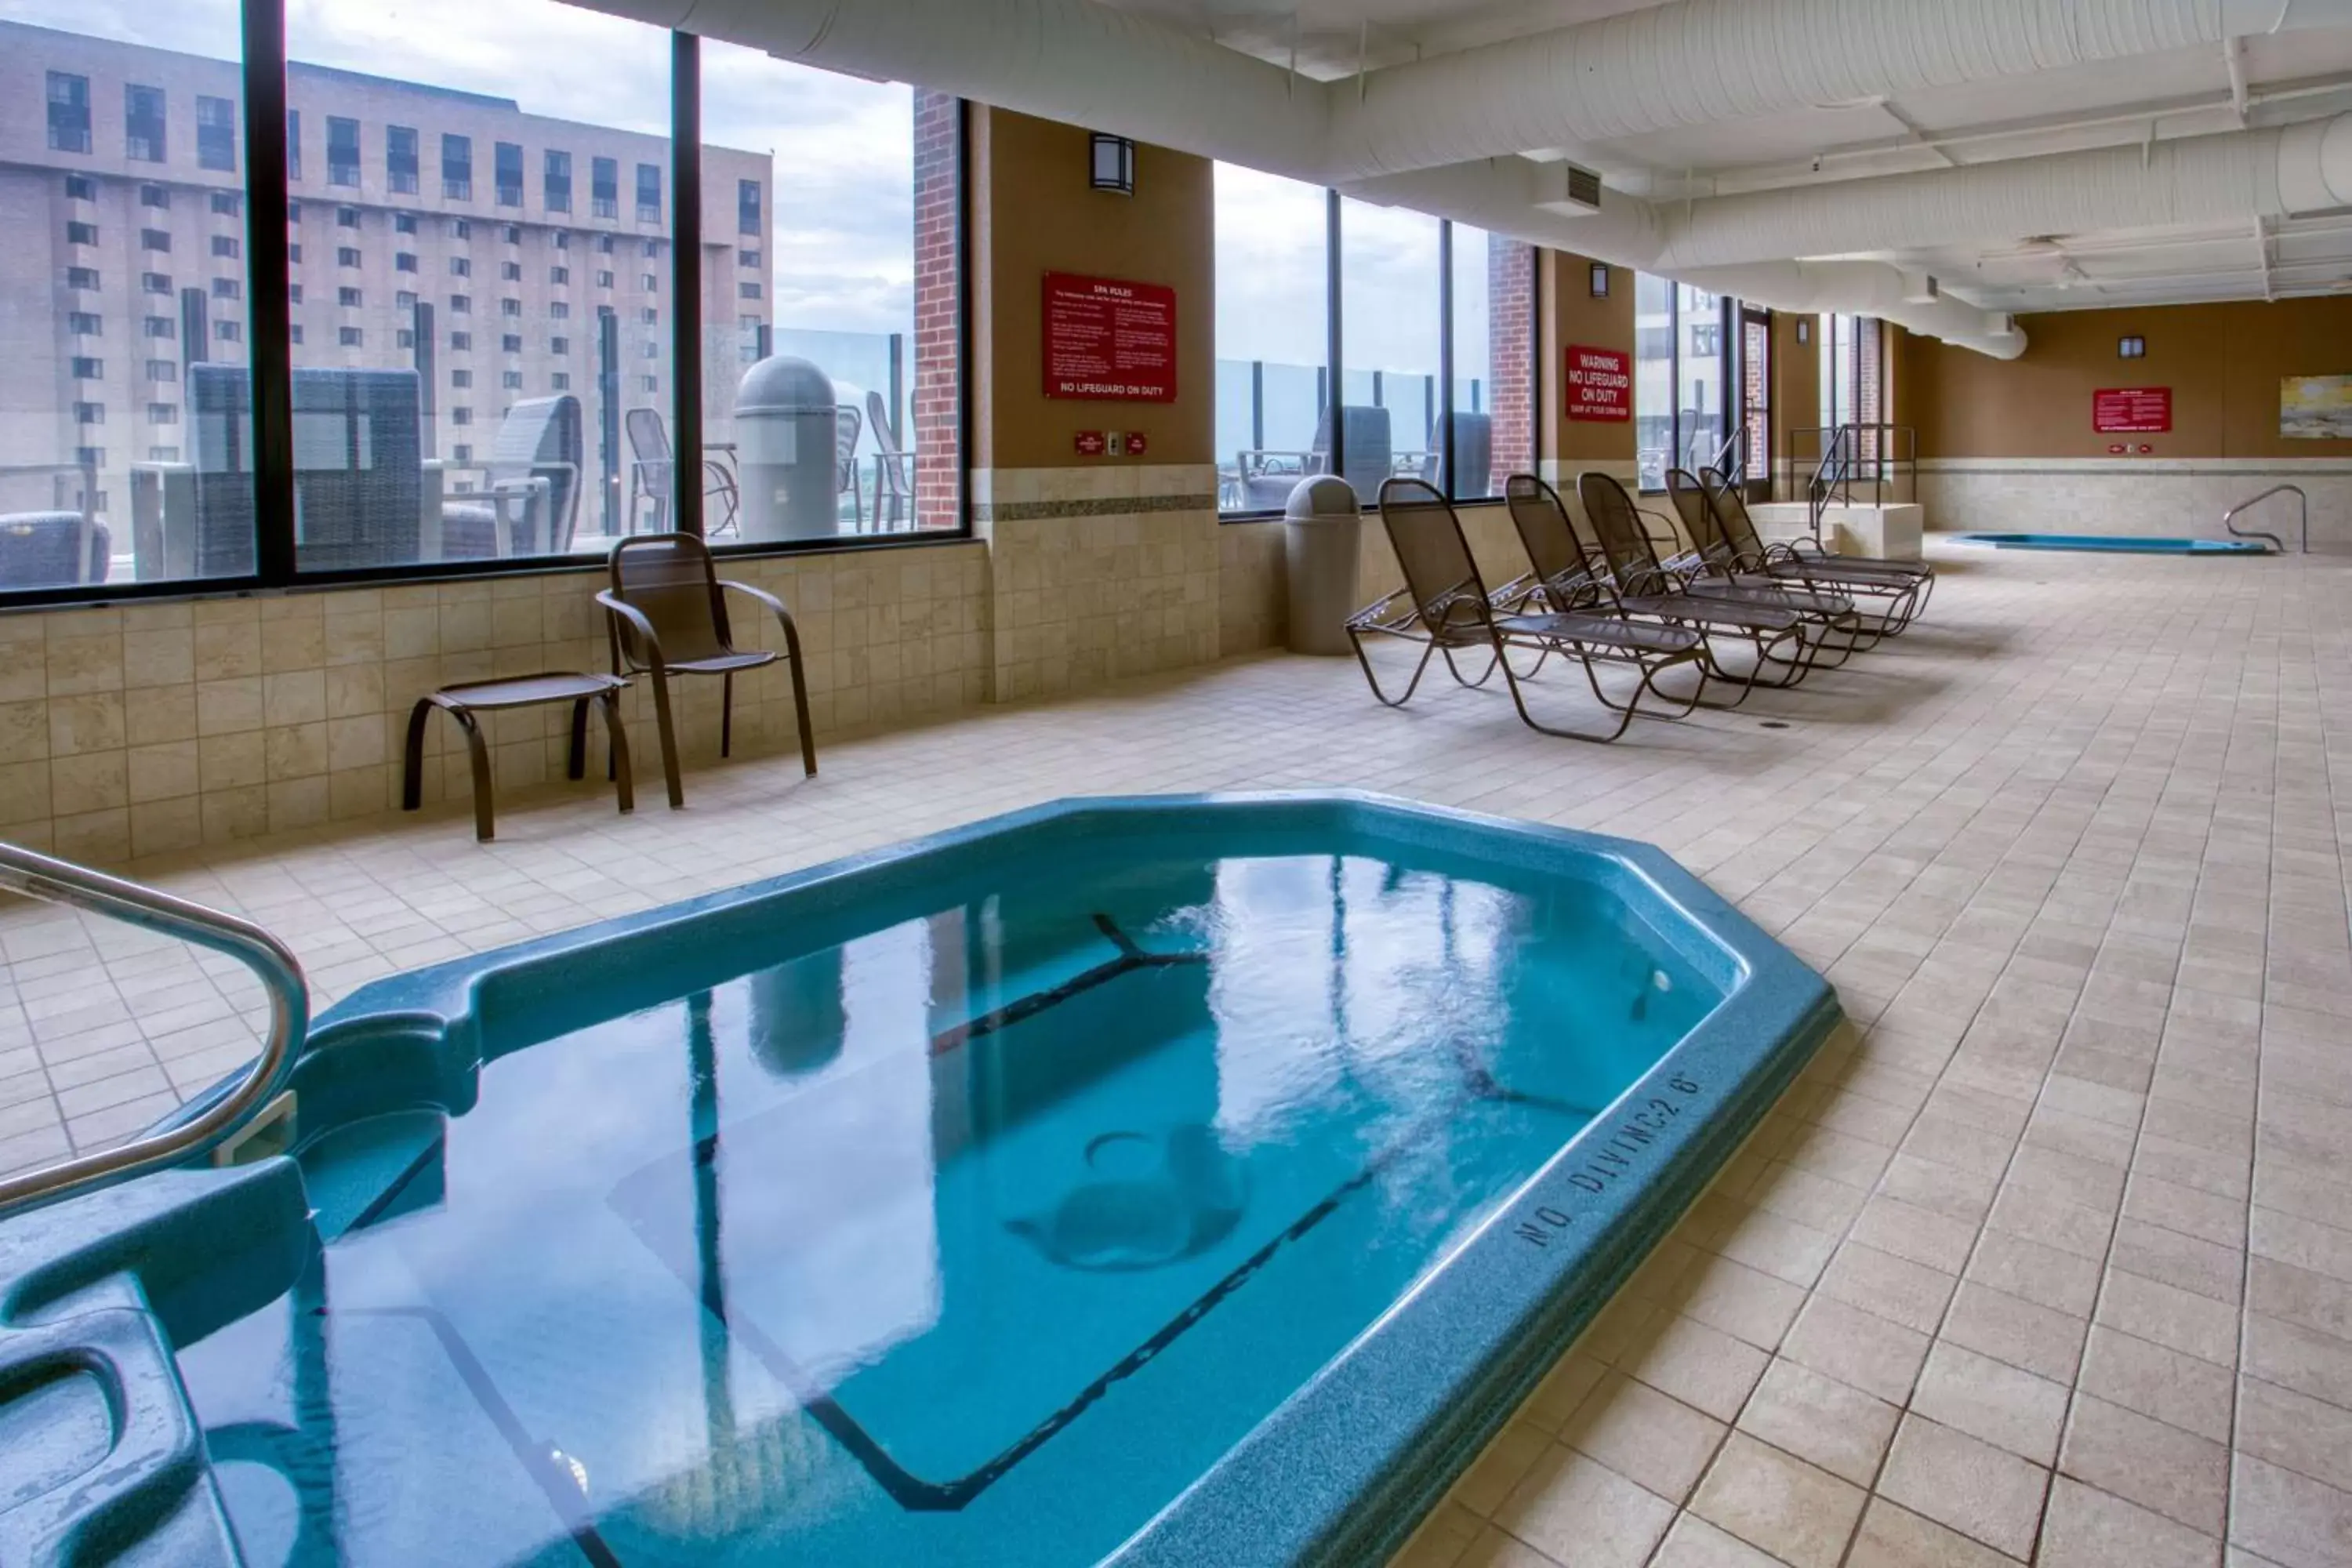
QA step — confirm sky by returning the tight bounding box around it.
[29,1,1501,368]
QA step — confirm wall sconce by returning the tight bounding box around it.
[1588,262,1610,298]
[2118,335,2146,358]
[1795,318,1811,344]
[1090,134,1136,196]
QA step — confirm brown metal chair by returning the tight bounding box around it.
[1700,466,1933,633]
[597,533,816,808]
[1663,467,1870,661]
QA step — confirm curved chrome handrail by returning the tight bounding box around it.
[0,844,307,1216]
[2222,483,2306,554]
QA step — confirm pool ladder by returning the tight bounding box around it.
[0,843,308,1215]
[2221,483,2307,554]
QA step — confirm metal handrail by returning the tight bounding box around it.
[0,844,308,1216]
[2221,483,2306,554]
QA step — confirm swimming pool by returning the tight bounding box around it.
[0,793,1838,1567]
[1952,532,2268,554]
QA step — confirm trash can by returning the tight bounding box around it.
[733,356,840,542]
[1284,474,1363,655]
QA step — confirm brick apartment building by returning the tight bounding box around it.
[0,19,771,536]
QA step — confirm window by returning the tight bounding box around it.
[550,372,570,390]
[143,360,174,382]
[66,176,96,201]
[143,316,176,339]
[546,336,565,354]
[288,285,303,304]
[449,331,471,350]
[1446,226,1532,499]
[641,340,658,358]
[338,287,362,307]
[499,261,520,281]
[212,279,241,301]
[739,249,760,268]
[215,321,241,342]
[442,134,473,201]
[450,407,472,426]
[213,237,241,259]
[449,217,471,241]
[1214,165,1330,516]
[596,270,614,288]
[336,247,361,267]
[141,230,172,253]
[448,294,471,314]
[66,222,98,247]
[147,403,178,424]
[396,253,418,273]
[643,240,659,258]
[451,369,473,388]
[339,327,363,347]
[71,358,103,380]
[1633,274,1672,492]
[641,307,659,324]
[494,142,524,206]
[635,162,661,223]
[198,95,238,172]
[394,328,412,348]
[544,149,572,212]
[141,184,171,210]
[737,178,761,236]
[1338,195,1440,512]
[394,291,416,310]
[48,72,93,154]
[501,298,522,318]
[68,267,102,291]
[451,445,472,464]
[591,157,619,219]
[550,302,569,320]
[326,116,361,186]
[67,312,102,336]
[125,85,167,162]
[287,201,302,223]
[1632,275,1730,492]
[74,446,105,469]
[336,206,360,228]
[286,109,301,180]
[72,402,103,425]
[552,232,569,251]
[641,273,658,291]
[501,371,523,389]
[641,375,659,393]
[211,192,241,216]
[452,257,474,278]
[739,282,761,299]
[141,272,171,295]
[387,125,419,194]
[503,225,522,245]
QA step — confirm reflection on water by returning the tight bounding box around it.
[179,851,1718,1567]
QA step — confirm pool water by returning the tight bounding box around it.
[1951,531,2267,554]
[174,841,1721,1566]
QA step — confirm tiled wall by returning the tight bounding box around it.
[1918,458,2352,549]
[971,465,1221,702]
[0,541,989,863]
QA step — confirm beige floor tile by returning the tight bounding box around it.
[1394,1501,1490,1568]
[2060,1393,2230,1537]
[1877,1414,2052,1560]
[1940,1281,2089,1385]
[2079,1325,2239,1443]
[2230,1454,2352,1568]
[1910,1341,2071,1466]
[1559,1371,1726,1505]
[1650,1512,1784,1568]
[1846,1498,2020,1568]
[1735,1356,1900,1487]
[2097,1268,2243,1368]
[1780,1293,1933,1406]
[1493,1446,1675,1568]
[1617,1313,1770,1424]
[2038,1476,2220,1568]
[1817,1242,1961,1336]
[1453,1421,1555,1516]
[1690,1432,1867,1568]
[1453,1523,1561,1568]
[2238,1376,2352,1494]
[2244,1313,2352,1415]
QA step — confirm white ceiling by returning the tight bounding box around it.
[1097,0,2352,311]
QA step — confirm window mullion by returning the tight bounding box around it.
[242,0,296,586]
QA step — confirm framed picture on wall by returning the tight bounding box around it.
[2281,375,2352,438]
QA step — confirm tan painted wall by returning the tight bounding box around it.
[972,108,1216,470]
[1541,252,1639,468]
[1902,297,2352,460]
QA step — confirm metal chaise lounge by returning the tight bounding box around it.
[1346,477,1704,742]
[1561,472,1836,692]
[1664,468,1873,661]
[1700,466,1934,633]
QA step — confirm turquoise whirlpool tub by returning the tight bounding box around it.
[1953,532,2268,554]
[0,793,1838,1567]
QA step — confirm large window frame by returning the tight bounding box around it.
[0,3,971,609]
[1633,274,1734,494]
[1216,183,1538,521]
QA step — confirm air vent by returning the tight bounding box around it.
[1900,270,1940,304]
[1535,160,1605,217]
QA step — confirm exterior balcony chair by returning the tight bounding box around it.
[1699,466,1933,634]
[597,532,816,808]
[1346,477,1704,742]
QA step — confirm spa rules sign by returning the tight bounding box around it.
[1566,345,1632,421]
[1044,273,1178,401]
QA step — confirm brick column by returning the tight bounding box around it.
[912,89,962,528]
[1487,237,1535,481]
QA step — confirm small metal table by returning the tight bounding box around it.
[402,672,633,841]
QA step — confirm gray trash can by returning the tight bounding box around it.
[733,356,840,542]
[1284,474,1363,655]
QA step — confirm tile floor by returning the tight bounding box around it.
[4,541,2351,1568]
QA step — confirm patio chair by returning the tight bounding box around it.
[1345,477,1704,742]
[624,408,740,539]
[834,404,863,530]
[1532,473,1825,693]
[444,396,583,559]
[597,532,816,809]
[1700,466,1933,633]
[1664,468,1871,660]
[0,511,110,590]
[1237,405,1393,510]
[866,390,914,530]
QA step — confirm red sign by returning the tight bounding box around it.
[2092,387,2171,434]
[1074,430,1106,456]
[2107,443,2126,454]
[1044,272,1177,401]
[1126,431,1149,456]
[1566,344,1632,422]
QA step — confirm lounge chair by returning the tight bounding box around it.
[1346,477,1704,742]
[1700,466,1933,633]
[1542,472,1831,692]
[834,403,864,530]
[1664,468,1872,659]
[598,532,816,808]
[444,396,583,559]
[625,408,740,538]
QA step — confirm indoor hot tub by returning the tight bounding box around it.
[0,794,1838,1567]
[1952,531,2269,555]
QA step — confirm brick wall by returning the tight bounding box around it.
[1488,237,1535,481]
[912,91,962,528]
